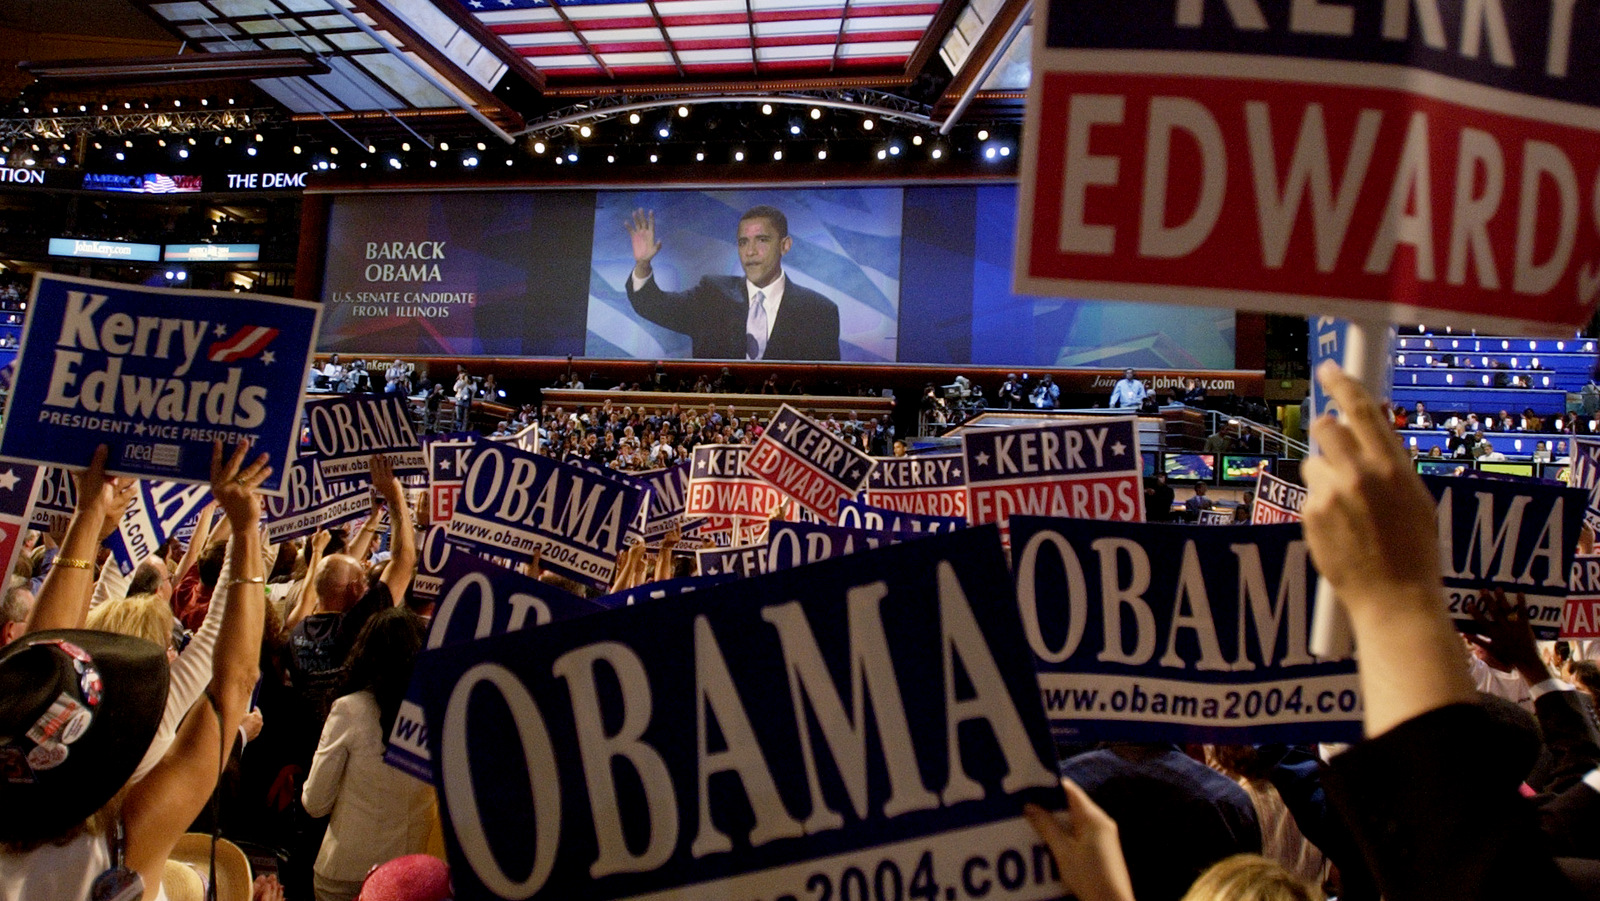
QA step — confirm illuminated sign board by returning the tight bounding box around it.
[0,168,46,185]
[48,238,163,261]
[163,244,261,262]
[222,172,305,190]
[81,172,203,194]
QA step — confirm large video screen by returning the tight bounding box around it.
[316,184,1237,368]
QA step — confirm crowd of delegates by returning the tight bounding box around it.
[7,362,1600,901]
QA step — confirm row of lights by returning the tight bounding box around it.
[17,97,241,115]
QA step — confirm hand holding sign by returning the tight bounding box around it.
[1466,589,1550,687]
[94,479,138,543]
[1300,361,1476,738]
[1302,361,1443,621]
[1024,779,1135,901]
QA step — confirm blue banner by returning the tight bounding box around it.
[962,418,1145,534]
[1423,474,1586,640]
[562,454,650,543]
[446,440,647,589]
[1009,516,1361,744]
[105,480,213,574]
[387,550,604,780]
[639,461,692,540]
[0,275,319,493]
[302,394,425,482]
[415,527,1065,901]
[263,454,372,544]
[838,497,966,534]
[766,520,912,572]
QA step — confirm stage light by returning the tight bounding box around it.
[504,158,512,166]
[388,156,401,168]
[1000,145,1011,156]
[361,161,367,169]
[464,155,478,166]
[78,104,86,111]
[429,159,437,168]
[983,145,997,160]
[223,135,233,144]
[977,129,989,140]
[567,150,578,162]
[93,142,101,149]
[401,142,411,151]
[179,148,188,158]
[912,135,923,145]
[761,103,772,115]
[439,141,449,150]
[931,147,943,159]
[790,123,801,135]
[532,140,546,154]
[293,145,302,154]
[101,104,108,111]
[173,100,180,107]
[329,146,337,154]
[115,152,124,160]
[56,155,66,164]
[367,144,376,153]
[165,271,174,279]
[773,149,782,161]
[124,139,132,147]
[579,125,592,138]
[477,142,486,151]
[123,102,130,109]
[256,133,264,142]
[657,124,670,138]
[810,108,821,119]
[607,154,615,163]
[862,118,875,130]
[158,139,167,147]
[176,271,186,281]
[629,112,641,124]
[876,149,886,160]
[889,143,901,156]
[678,105,689,117]
[555,156,563,165]
[649,153,658,163]
[817,148,827,160]
[200,98,208,106]
[696,150,705,161]
[734,150,744,161]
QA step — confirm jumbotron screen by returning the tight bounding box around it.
[318,184,1237,369]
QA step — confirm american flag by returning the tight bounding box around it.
[467,0,937,78]
[141,174,204,194]
[208,325,280,363]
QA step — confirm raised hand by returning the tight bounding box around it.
[626,208,662,278]
[210,439,271,527]
[369,453,403,506]
[1024,778,1136,901]
[1467,588,1548,684]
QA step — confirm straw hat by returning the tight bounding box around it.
[162,834,253,901]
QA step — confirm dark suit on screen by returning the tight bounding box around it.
[627,274,841,361]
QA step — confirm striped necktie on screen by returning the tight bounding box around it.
[746,289,768,360]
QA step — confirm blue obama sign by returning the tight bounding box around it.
[0,274,319,494]
[1010,516,1361,745]
[415,527,1066,901]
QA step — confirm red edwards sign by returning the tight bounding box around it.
[1019,7,1600,334]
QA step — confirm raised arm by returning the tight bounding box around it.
[26,447,129,633]
[123,439,271,893]
[627,208,662,282]
[284,528,331,634]
[371,455,415,603]
[173,502,218,581]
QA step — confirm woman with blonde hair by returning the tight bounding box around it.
[1181,854,1319,901]
[86,593,174,656]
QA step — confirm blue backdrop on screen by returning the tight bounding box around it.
[586,188,902,362]
[318,192,593,356]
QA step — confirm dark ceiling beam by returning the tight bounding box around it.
[744,0,760,77]
[416,0,549,90]
[18,50,330,87]
[931,0,1027,117]
[345,0,516,121]
[539,72,912,97]
[545,0,616,80]
[642,0,687,78]
[828,0,854,72]
[904,0,967,80]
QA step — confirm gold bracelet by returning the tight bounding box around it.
[54,557,95,570]
[230,575,266,587]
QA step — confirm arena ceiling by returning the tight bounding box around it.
[2,0,1032,146]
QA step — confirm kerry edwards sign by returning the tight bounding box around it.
[747,405,873,522]
[415,527,1065,901]
[962,418,1144,536]
[0,275,319,493]
[861,455,968,519]
[1010,516,1361,744]
[1018,1,1600,332]
[1251,472,1304,524]
[686,444,787,527]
